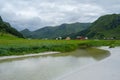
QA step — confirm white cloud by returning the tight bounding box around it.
[0,0,120,31]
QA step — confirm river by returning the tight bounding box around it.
[0,48,110,80]
[57,47,120,80]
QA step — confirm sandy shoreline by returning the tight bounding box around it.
[0,51,60,60]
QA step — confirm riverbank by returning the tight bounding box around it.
[0,39,120,56]
[0,51,60,61]
[56,47,120,80]
[0,47,109,61]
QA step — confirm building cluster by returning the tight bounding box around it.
[55,36,88,40]
[76,36,88,40]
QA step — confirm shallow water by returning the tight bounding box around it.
[0,48,109,80]
[57,47,120,80]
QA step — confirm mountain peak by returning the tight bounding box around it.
[21,22,91,39]
[21,28,30,32]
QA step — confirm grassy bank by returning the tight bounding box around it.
[0,34,120,56]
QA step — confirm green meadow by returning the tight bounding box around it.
[0,34,120,56]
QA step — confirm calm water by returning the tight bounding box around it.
[0,48,109,80]
[58,47,120,80]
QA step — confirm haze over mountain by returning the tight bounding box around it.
[0,0,120,30]
[20,29,31,37]
[1,13,120,40]
[0,16,24,38]
[21,14,120,39]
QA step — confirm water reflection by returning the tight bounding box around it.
[0,48,110,80]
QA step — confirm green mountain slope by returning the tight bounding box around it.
[20,28,31,38]
[71,14,120,39]
[0,16,24,38]
[21,22,91,39]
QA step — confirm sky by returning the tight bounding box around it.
[0,0,120,31]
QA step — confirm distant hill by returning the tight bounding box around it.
[70,14,120,39]
[0,16,24,38]
[21,22,91,39]
[20,29,31,38]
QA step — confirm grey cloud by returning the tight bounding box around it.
[0,0,120,30]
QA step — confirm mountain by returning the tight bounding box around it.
[0,16,24,38]
[20,29,31,38]
[70,14,120,39]
[21,22,91,39]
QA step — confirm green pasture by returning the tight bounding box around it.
[0,34,119,56]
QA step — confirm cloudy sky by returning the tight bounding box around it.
[0,0,120,31]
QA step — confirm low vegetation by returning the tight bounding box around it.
[0,34,120,56]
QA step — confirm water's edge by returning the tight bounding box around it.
[0,47,110,61]
[0,46,112,80]
[56,46,120,80]
[0,51,60,60]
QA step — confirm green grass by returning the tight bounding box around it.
[0,34,120,56]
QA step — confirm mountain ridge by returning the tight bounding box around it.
[70,14,120,39]
[20,14,120,40]
[0,16,24,38]
[21,22,91,39]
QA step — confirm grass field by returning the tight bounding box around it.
[0,34,120,56]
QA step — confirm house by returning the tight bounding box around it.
[76,36,88,40]
[65,37,71,40]
[56,36,62,40]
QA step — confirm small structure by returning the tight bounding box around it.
[85,37,88,40]
[65,37,71,40]
[76,36,88,40]
[56,38,58,40]
[56,36,62,40]
[59,37,62,40]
